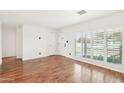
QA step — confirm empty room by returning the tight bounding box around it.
[0,10,124,83]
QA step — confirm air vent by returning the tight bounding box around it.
[77,10,86,15]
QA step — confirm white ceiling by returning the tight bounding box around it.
[0,10,119,29]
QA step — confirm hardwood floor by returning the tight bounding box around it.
[0,55,124,83]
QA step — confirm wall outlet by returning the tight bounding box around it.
[66,40,68,43]
[39,37,41,39]
[39,52,41,55]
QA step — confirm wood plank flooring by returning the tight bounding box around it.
[0,55,124,83]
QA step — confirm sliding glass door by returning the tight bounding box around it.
[75,33,82,57]
[85,32,92,58]
[107,30,122,64]
[93,32,105,61]
[75,27,123,64]
[76,32,92,58]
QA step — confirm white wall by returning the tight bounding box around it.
[58,11,124,73]
[16,25,23,59]
[2,24,17,57]
[46,30,57,55]
[1,23,56,60]
[22,24,56,60]
[0,22,2,64]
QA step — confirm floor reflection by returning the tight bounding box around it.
[74,64,82,82]
[0,56,124,83]
[104,74,123,83]
[92,70,104,83]
[73,62,124,83]
[81,66,92,82]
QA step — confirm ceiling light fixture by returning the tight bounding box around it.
[77,10,86,15]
